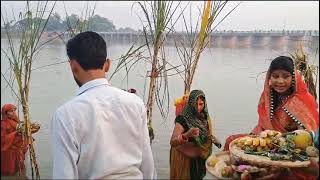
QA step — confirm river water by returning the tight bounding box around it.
[1,38,319,179]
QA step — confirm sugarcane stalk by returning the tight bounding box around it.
[136,1,183,143]
[146,33,163,142]
[22,103,40,179]
[176,1,240,94]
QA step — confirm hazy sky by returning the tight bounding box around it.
[1,1,319,31]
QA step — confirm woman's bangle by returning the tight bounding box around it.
[181,134,188,141]
[178,134,188,144]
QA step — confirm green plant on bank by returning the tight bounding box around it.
[173,0,241,94]
[290,43,319,100]
[1,1,56,179]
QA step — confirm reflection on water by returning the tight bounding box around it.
[1,39,319,179]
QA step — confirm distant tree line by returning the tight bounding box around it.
[1,12,137,33]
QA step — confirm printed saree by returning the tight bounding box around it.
[170,90,213,179]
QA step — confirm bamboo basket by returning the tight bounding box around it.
[229,137,310,168]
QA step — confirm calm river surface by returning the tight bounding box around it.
[1,38,319,179]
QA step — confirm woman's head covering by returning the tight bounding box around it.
[267,56,296,119]
[254,56,319,133]
[1,104,16,120]
[180,90,211,146]
[269,56,294,75]
[269,56,296,94]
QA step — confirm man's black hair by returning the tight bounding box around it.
[66,31,107,70]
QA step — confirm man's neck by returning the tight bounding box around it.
[80,70,106,85]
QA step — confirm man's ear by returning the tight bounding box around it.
[69,59,80,73]
[104,58,111,73]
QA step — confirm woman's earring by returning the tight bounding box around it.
[291,72,295,88]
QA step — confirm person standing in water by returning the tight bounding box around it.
[170,90,221,179]
[1,104,40,178]
[51,31,155,179]
[224,56,319,179]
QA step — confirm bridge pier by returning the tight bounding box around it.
[250,35,268,48]
[220,35,236,48]
[285,35,305,50]
[269,36,286,50]
[311,36,319,47]
[236,35,251,48]
[104,34,112,45]
[210,35,221,48]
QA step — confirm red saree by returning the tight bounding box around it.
[1,104,28,176]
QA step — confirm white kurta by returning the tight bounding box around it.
[51,78,154,179]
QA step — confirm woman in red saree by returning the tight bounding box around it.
[224,56,319,179]
[1,104,35,177]
[1,104,28,177]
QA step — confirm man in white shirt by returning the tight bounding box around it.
[51,31,155,179]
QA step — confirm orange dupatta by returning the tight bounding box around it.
[252,70,318,134]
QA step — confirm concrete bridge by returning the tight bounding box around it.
[49,30,319,48]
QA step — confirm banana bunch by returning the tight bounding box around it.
[236,130,284,152]
[259,130,282,139]
[236,136,271,152]
[235,130,318,161]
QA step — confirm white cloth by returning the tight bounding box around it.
[51,78,154,179]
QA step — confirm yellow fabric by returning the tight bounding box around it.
[170,147,191,179]
[199,118,213,159]
[170,118,213,179]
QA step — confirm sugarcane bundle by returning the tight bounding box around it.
[135,1,183,143]
[290,44,318,100]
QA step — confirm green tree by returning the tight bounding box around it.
[46,12,63,31]
[63,14,80,30]
[12,17,46,31]
[88,15,116,32]
[117,27,136,33]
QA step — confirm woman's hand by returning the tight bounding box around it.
[16,123,40,134]
[210,135,222,149]
[292,157,319,177]
[186,127,199,138]
[16,123,25,134]
[31,123,40,134]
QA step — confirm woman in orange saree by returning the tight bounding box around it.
[223,56,319,179]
